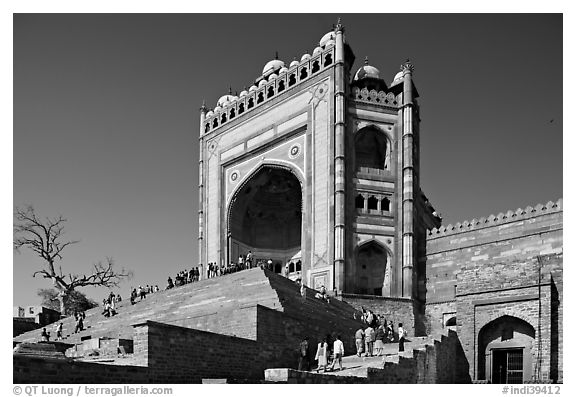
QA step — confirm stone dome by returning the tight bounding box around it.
[289,59,299,68]
[249,84,258,92]
[300,53,311,62]
[239,89,248,97]
[214,105,222,113]
[217,94,236,107]
[206,110,214,118]
[313,46,322,56]
[262,59,285,75]
[258,79,267,88]
[390,71,404,86]
[319,31,335,47]
[353,58,381,81]
[279,66,288,74]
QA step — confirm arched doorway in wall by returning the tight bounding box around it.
[478,315,536,384]
[354,241,389,296]
[227,166,302,273]
[355,126,390,171]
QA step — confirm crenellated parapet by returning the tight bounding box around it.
[350,87,399,108]
[428,198,563,238]
[202,44,336,135]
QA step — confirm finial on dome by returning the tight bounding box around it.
[401,58,414,73]
[275,51,279,60]
[200,99,207,113]
[364,56,369,65]
[335,17,344,32]
[228,86,232,95]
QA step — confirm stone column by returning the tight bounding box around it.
[333,20,346,293]
[401,60,415,298]
[198,101,207,279]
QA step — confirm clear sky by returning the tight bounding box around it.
[12,13,563,307]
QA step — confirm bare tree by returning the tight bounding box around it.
[14,205,132,316]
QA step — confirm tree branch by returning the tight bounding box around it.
[14,206,131,298]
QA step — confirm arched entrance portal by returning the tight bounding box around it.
[355,241,389,296]
[478,315,536,383]
[228,166,302,273]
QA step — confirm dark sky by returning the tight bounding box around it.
[13,14,562,307]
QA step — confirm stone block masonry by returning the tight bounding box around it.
[424,199,562,303]
[421,200,562,383]
[342,295,416,336]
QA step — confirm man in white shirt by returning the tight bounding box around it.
[398,323,407,352]
[329,335,345,371]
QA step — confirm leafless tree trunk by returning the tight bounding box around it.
[14,206,132,317]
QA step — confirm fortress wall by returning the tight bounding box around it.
[424,200,562,304]
[455,254,562,382]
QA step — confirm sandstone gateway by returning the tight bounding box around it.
[14,22,562,384]
[197,21,562,383]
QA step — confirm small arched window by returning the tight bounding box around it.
[367,196,378,210]
[296,261,302,272]
[381,197,390,212]
[355,194,365,209]
[311,61,320,73]
[289,262,295,273]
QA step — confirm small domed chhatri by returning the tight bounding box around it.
[391,71,404,85]
[262,53,285,76]
[319,31,335,47]
[354,57,381,81]
[217,94,235,107]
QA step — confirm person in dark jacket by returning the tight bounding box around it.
[298,336,311,371]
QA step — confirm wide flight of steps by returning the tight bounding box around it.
[266,329,469,383]
[14,268,362,358]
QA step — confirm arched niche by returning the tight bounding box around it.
[478,315,536,384]
[354,240,390,296]
[354,125,391,171]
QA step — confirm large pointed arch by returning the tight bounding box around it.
[225,163,304,269]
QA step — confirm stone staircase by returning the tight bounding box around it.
[14,268,362,360]
[265,329,470,383]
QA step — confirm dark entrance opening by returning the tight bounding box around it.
[492,349,524,384]
[228,166,302,269]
